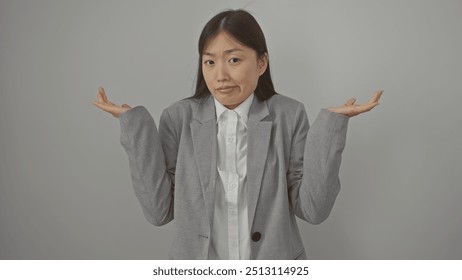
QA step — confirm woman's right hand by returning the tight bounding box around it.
[92,87,132,118]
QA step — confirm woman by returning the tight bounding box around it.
[92,9,382,260]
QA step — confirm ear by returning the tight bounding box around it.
[257,52,268,76]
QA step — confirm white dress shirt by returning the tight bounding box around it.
[208,93,254,260]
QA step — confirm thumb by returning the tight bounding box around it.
[121,104,132,108]
[344,97,356,106]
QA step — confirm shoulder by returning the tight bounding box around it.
[161,97,198,123]
[164,97,198,113]
[264,93,309,135]
[266,93,307,118]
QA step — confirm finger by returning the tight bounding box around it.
[369,90,383,104]
[93,101,125,118]
[93,100,115,113]
[100,88,119,106]
[121,104,132,108]
[344,97,356,106]
[373,90,383,102]
[98,87,111,104]
[366,91,378,104]
[92,101,103,111]
[92,101,107,111]
[97,88,105,103]
[358,102,379,113]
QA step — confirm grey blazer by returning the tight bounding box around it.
[119,93,349,259]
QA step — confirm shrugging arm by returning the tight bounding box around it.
[119,106,177,226]
[287,104,349,224]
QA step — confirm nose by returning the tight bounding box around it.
[216,62,230,82]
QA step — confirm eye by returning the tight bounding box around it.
[203,60,214,65]
[229,57,240,64]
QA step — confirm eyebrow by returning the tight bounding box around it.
[202,48,244,57]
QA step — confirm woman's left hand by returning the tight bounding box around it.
[327,90,383,117]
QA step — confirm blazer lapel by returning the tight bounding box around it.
[190,95,218,227]
[246,97,272,228]
[190,94,272,231]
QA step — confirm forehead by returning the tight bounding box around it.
[203,31,250,54]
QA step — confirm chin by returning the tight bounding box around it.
[215,96,234,104]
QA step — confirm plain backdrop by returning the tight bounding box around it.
[1,0,461,259]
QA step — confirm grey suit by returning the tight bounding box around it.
[119,93,349,259]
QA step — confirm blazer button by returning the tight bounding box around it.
[251,232,261,242]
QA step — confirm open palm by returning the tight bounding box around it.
[328,90,383,117]
[92,87,132,118]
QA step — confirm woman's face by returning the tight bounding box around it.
[202,31,267,109]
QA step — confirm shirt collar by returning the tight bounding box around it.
[214,93,254,126]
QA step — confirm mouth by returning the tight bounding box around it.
[216,86,237,94]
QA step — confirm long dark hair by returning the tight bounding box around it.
[189,9,277,102]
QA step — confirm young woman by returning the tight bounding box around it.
[92,9,382,259]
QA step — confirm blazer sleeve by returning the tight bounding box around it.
[119,106,176,226]
[287,103,349,224]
